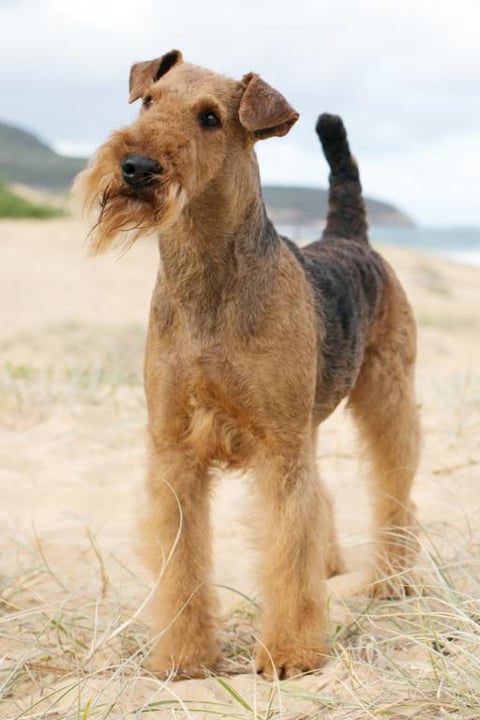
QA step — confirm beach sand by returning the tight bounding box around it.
[1,218,479,718]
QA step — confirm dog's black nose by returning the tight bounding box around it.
[121,154,162,188]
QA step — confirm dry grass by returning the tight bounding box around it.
[2,523,480,719]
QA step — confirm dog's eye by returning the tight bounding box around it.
[198,109,221,129]
[143,95,154,110]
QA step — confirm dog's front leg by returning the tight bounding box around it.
[254,443,331,679]
[139,439,219,677]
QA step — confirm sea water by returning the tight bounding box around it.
[369,226,480,268]
[278,225,480,268]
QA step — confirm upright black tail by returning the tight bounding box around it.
[316,113,368,241]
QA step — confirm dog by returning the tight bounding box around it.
[74,50,420,679]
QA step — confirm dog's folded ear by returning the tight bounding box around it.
[129,49,183,103]
[239,73,299,140]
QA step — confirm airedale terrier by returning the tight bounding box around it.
[74,50,421,680]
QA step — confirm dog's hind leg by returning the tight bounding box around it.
[348,272,421,598]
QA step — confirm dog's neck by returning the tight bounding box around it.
[157,155,279,318]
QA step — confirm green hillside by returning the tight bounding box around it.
[0,121,414,226]
[0,179,61,218]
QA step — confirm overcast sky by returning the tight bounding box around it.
[1,0,479,226]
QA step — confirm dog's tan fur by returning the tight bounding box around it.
[74,50,421,679]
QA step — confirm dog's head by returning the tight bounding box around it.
[73,50,298,254]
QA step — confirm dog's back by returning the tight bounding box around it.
[281,114,388,420]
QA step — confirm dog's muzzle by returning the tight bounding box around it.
[121,154,163,189]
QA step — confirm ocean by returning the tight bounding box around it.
[278,225,480,268]
[369,226,480,268]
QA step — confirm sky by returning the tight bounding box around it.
[1,0,479,227]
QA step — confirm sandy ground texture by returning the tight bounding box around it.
[1,218,479,719]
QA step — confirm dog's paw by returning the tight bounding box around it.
[145,655,219,680]
[145,637,220,680]
[144,661,216,680]
[366,570,420,600]
[255,641,330,680]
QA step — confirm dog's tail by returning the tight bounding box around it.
[316,113,368,241]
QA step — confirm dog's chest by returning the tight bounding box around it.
[181,351,257,468]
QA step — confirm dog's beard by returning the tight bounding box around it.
[72,148,187,255]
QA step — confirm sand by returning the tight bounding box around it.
[1,218,479,718]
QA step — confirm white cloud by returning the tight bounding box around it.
[1,0,479,225]
[362,130,480,226]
